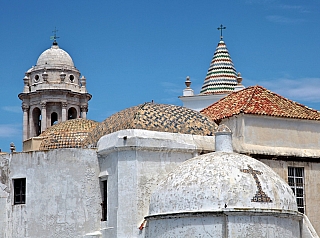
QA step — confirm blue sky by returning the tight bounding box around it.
[1,0,320,152]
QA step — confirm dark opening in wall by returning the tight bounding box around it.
[68,107,77,120]
[51,112,58,126]
[13,178,26,205]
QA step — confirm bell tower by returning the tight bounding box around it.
[18,34,92,141]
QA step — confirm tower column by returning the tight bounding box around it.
[80,105,88,119]
[62,102,67,122]
[41,101,47,133]
[22,103,29,141]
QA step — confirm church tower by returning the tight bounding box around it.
[18,36,92,141]
[179,24,244,111]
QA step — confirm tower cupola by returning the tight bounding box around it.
[18,31,92,142]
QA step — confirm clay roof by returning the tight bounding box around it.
[201,85,320,121]
[39,118,100,150]
[84,102,217,148]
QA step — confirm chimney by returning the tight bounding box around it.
[214,124,233,152]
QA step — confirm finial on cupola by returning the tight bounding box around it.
[50,27,60,45]
[217,24,226,40]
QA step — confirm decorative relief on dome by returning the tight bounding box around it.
[240,164,273,203]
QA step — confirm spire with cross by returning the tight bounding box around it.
[217,24,226,40]
[50,27,60,45]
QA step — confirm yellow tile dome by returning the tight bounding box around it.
[39,118,99,150]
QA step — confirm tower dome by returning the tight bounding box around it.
[36,44,74,67]
[19,40,91,144]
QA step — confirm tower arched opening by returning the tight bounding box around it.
[51,112,58,126]
[68,107,77,120]
[32,107,41,136]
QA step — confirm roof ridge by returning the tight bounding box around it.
[241,86,261,113]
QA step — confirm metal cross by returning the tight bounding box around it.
[217,24,226,40]
[50,27,60,43]
[240,164,272,203]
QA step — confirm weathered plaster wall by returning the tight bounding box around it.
[223,114,320,157]
[97,129,215,238]
[146,215,225,237]
[260,159,320,236]
[0,154,10,238]
[146,213,300,238]
[243,115,320,149]
[6,149,101,238]
[227,214,300,238]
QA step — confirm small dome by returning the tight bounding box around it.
[149,152,297,216]
[36,44,74,67]
[39,119,99,150]
[84,102,216,147]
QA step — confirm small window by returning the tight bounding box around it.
[13,178,26,205]
[288,167,305,213]
[69,75,74,82]
[101,180,107,221]
[34,75,39,82]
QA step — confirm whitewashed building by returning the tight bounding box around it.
[0,36,319,237]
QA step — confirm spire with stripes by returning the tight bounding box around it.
[200,25,237,94]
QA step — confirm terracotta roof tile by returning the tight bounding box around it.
[201,85,320,121]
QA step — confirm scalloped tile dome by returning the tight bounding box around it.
[84,102,217,148]
[39,118,99,150]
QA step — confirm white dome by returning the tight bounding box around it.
[149,152,297,216]
[36,44,74,67]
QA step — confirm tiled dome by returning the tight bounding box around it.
[200,40,238,94]
[84,102,217,148]
[39,119,100,150]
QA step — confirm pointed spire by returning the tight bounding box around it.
[200,29,237,95]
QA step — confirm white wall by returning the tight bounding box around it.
[97,129,215,237]
[146,213,301,238]
[223,114,320,157]
[5,149,101,238]
[0,154,10,237]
